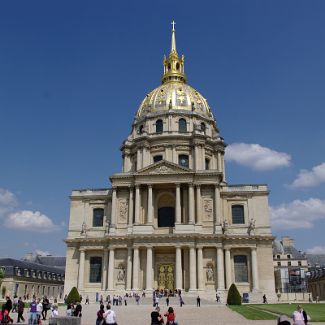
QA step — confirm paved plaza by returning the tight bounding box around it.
[37,298,325,325]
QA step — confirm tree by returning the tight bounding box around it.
[66,287,81,304]
[227,283,242,305]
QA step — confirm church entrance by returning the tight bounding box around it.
[158,207,175,227]
[158,264,174,291]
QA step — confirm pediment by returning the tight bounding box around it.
[136,160,192,175]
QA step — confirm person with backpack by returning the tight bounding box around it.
[96,304,105,325]
[164,306,178,325]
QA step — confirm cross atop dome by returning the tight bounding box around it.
[162,21,186,84]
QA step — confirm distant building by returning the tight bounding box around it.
[0,257,65,299]
[273,237,308,293]
[305,254,325,300]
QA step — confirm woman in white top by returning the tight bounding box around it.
[292,305,307,325]
[103,305,117,325]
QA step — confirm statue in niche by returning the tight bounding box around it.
[117,265,125,282]
[104,216,110,234]
[247,218,256,236]
[222,219,229,234]
[206,265,214,282]
[80,221,87,236]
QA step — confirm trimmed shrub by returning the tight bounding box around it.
[66,287,81,304]
[227,283,242,305]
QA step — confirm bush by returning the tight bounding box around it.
[66,287,81,304]
[227,283,242,305]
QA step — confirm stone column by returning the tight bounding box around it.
[188,184,195,224]
[201,145,205,170]
[225,248,231,289]
[108,248,115,290]
[147,185,153,224]
[137,149,142,170]
[111,188,117,226]
[221,153,226,182]
[217,247,225,290]
[196,185,201,224]
[126,247,132,290]
[175,247,183,290]
[132,247,139,290]
[175,184,181,224]
[194,146,199,170]
[78,248,85,291]
[217,152,221,172]
[146,247,153,291]
[102,248,108,290]
[134,185,140,224]
[214,185,220,226]
[172,146,177,164]
[128,187,134,226]
[251,247,259,290]
[197,247,204,290]
[189,246,197,290]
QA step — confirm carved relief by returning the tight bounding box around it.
[116,263,126,283]
[205,263,214,283]
[119,200,128,223]
[203,199,213,220]
[149,165,174,174]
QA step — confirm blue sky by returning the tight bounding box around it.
[0,0,325,258]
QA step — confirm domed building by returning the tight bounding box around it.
[64,23,276,301]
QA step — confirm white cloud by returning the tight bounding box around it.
[270,198,325,230]
[306,246,325,254]
[0,188,17,217]
[34,249,51,256]
[290,163,325,188]
[4,210,60,233]
[225,143,291,171]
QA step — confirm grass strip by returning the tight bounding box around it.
[228,305,276,320]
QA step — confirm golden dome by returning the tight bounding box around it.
[136,21,214,120]
[137,82,214,119]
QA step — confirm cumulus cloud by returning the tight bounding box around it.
[4,210,60,233]
[270,198,325,230]
[306,246,325,254]
[0,188,17,217]
[225,143,291,171]
[290,163,325,188]
[0,188,60,233]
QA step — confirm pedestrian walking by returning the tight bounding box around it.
[17,297,25,323]
[179,295,184,307]
[103,304,117,325]
[41,296,50,320]
[263,294,268,304]
[85,295,90,304]
[216,292,220,303]
[96,304,105,325]
[151,306,163,325]
[292,305,309,325]
[197,295,201,307]
[28,298,38,325]
[166,296,169,307]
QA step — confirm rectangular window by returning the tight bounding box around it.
[234,255,248,282]
[93,208,104,227]
[277,262,281,266]
[232,205,245,224]
[89,257,102,283]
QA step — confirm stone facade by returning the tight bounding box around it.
[64,23,276,301]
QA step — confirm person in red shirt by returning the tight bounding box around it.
[164,306,178,325]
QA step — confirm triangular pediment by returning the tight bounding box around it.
[136,160,192,175]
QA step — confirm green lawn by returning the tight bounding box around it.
[228,305,277,320]
[252,303,325,322]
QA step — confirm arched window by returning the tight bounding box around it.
[156,119,163,133]
[138,125,144,134]
[232,205,245,224]
[89,257,102,283]
[178,118,187,133]
[234,255,248,282]
[205,158,210,170]
[153,155,163,163]
[179,154,189,168]
[93,208,104,227]
[201,122,206,134]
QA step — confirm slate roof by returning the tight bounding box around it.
[306,254,325,268]
[0,258,65,277]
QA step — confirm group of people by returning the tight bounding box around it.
[278,305,310,325]
[0,295,56,324]
[151,306,178,325]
